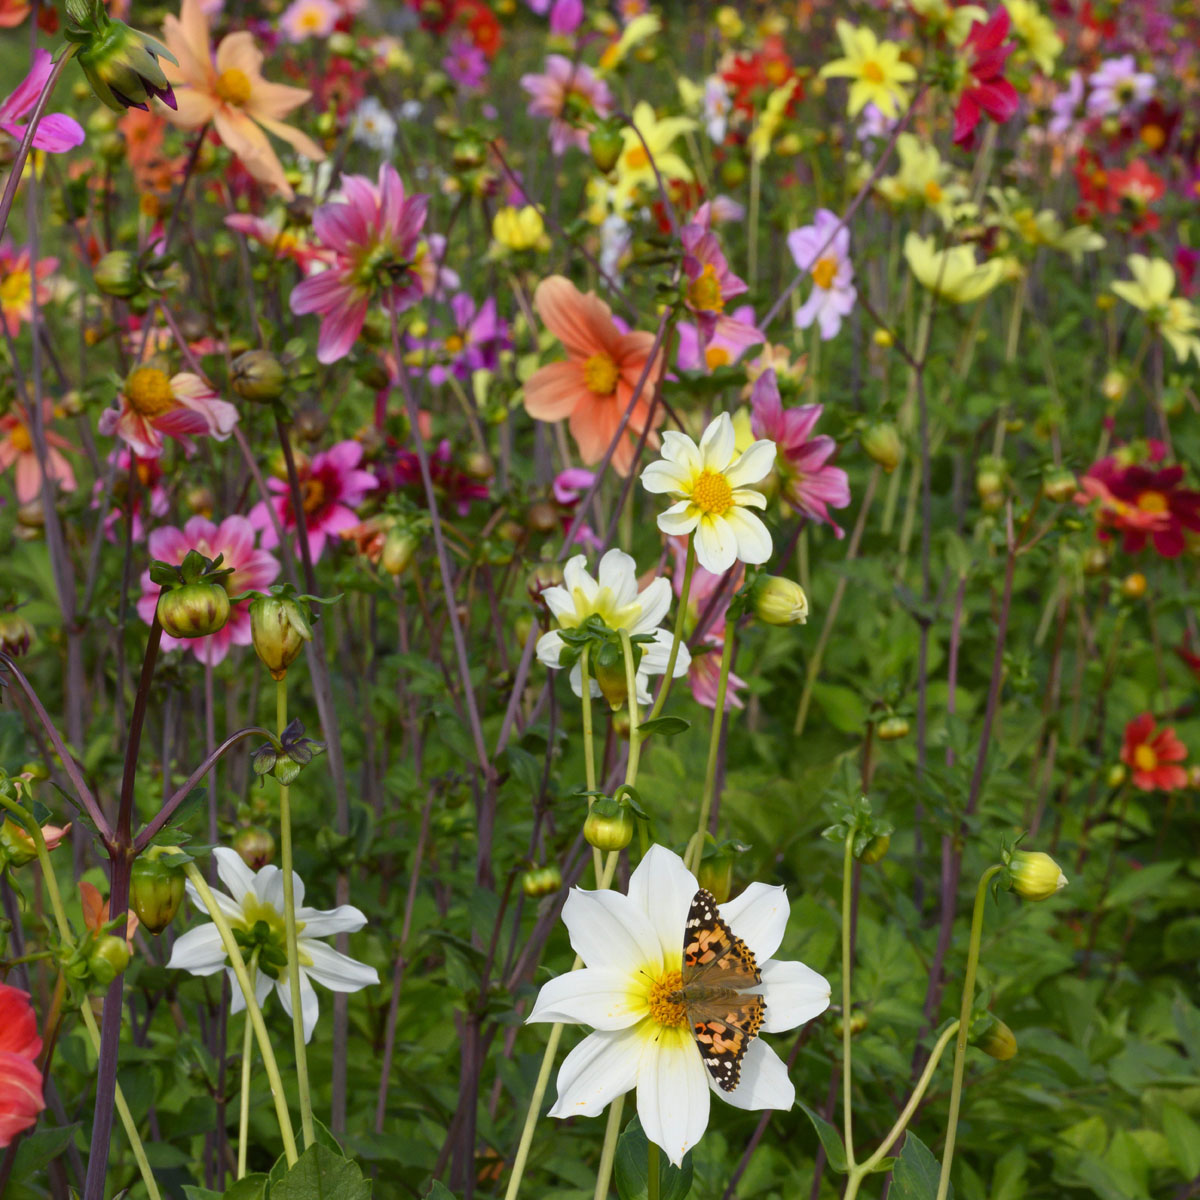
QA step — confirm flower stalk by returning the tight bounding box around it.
[685,617,735,874]
[647,538,695,723]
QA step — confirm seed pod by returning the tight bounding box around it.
[157,583,231,639]
[129,854,185,934]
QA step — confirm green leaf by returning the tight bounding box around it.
[891,1133,948,1200]
[797,1102,847,1174]
[182,1189,222,1200]
[614,1115,693,1200]
[424,1185,457,1200]
[1162,1103,1200,1177]
[270,1144,371,1200]
[1103,861,1179,909]
[636,716,691,738]
[11,1124,79,1180]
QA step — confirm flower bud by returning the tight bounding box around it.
[381,527,419,576]
[231,350,287,403]
[525,501,559,533]
[584,798,634,852]
[752,576,809,626]
[129,853,185,934]
[1106,763,1126,788]
[589,118,624,174]
[1101,369,1128,404]
[1083,546,1109,575]
[1120,572,1146,599]
[249,595,312,680]
[185,485,215,518]
[872,328,894,349]
[87,934,131,986]
[0,611,34,657]
[970,1011,1017,1060]
[593,658,629,712]
[1007,850,1067,900]
[976,457,1006,502]
[94,249,141,298]
[1041,468,1077,504]
[861,422,902,473]
[67,0,179,113]
[832,1011,868,1038]
[234,826,276,869]
[521,864,562,898]
[157,582,231,639]
[719,157,746,188]
[857,833,890,864]
[877,715,909,741]
[696,847,735,904]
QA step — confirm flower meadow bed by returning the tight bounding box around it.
[1,0,1200,1197]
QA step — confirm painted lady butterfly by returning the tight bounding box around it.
[669,887,766,1092]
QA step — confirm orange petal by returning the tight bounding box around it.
[256,114,324,162]
[246,78,312,122]
[158,86,218,129]
[213,109,293,199]
[523,360,583,421]
[568,394,620,467]
[215,31,264,79]
[534,276,620,360]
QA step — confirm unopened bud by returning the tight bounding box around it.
[129,852,185,934]
[249,595,312,680]
[88,934,131,986]
[1083,546,1109,575]
[877,715,909,741]
[157,582,230,639]
[861,422,902,473]
[526,501,559,533]
[1101,369,1128,404]
[583,798,634,852]
[1106,763,1126,788]
[696,843,735,903]
[593,657,629,712]
[0,612,34,657]
[231,350,287,403]
[857,833,890,864]
[234,826,275,869]
[94,250,140,298]
[589,120,624,174]
[1120,572,1146,599]
[1007,850,1068,900]
[752,575,809,626]
[970,1011,1017,1060]
[521,864,562,898]
[381,528,419,576]
[1042,469,1077,504]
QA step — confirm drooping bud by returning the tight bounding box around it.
[234,826,276,869]
[65,0,179,114]
[87,934,132,986]
[970,1011,1017,1060]
[856,833,891,864]
[129,852,185,934]
[589,118,624,174]
[1006,850,1068,900]
[521,864,563,898]
[381,527,419,577]
[861,422,902,473]
[94,250,141,298]
[751,575,809,626]
[231,350,287,403]
[0,611,34,657]
[583,797,634,852]
[249,594,313,680]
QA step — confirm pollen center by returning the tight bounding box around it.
[301,478,327,514]
[692,469,734,515]
[688,264,726,313]
[625,145,649,170]
[582,352,620,396]
[923,180,943,205]
[811,256,838,290]
[444,334,465,353]
[647,970,687,1028]
[705,345,730,370]
[1141,124,1165,150]
[862,60,885,84]
[1136,490,1168,514]
[125,367,178,417]
[10,423,32,453]
[216,68,253,106]
[1133,744,1158,771]
[1,269,31,309]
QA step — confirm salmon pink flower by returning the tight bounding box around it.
[290,164,430,364]
[522,276,664,477]
[0,402,76,504]
[0,816,70,867]
[520,55,613,155]
[0,984,44,1148]
[1077,455,1200,557]
[158,0,324,200]
[280,0,338,42]
[1,49,85,153]
[137,515,280,665]
[79,880,139,949]
[1120,713,1187,792]
[681,224,764,354]
[952,9,1019,145]
[251,440,378,561]
[98,366,238,459]
[750,370,850,537]
[0,239,57,334]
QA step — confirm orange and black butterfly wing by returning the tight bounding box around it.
[688,993,766,1091]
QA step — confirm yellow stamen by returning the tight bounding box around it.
[9,424,32,453]
[705,346,731,370]
[444,334,465,353]
[687,263,726,314]
[300,478,326,514]
[125,367,178,418]
[0,269,32,312]
[1141,124,1165,151]
[624,145,649,170]
[647,970,687,1028]
[923,180,944,205]
[582,352,620,396]
[862,60,885,84]
[1137,490,1169,514]
[692,469,734,515]
[215,68,253,106]
[811,256,838,291]
[1133,744,1158,772]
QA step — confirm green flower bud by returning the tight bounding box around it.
[381,528,419,577]
[876,715,909,741]
[857,833,890,865]
[88,934,131,986]
[249,595,312,680]
[0,818,38,867]
[521,865,563,898]
[970,1011,1017,1060]
[234,826,276,869]
[751,575,810,626]
[67,4,179,114]
[696,849,735,904]
[593,657,630,712]
[1041,468,1077,504]
[231,350,287,403]
[0,611,34,657]
[157,582,231,639]
[589,118,625,174]
[94,250,141,298]
[1007,850,1068,900]
[861,422,902,473]
[129,853,185,934]
[584,798,634,852]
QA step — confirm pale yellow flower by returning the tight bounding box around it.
[1111,255,1200,365]
[876,134,969,223]
[819,20,915,118]
[613,101,696,208]
[1004,0,1063,74]
[904,233,1009,304]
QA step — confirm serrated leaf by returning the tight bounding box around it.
[798,1102,847,1173]
[892,1132,948,1200]
[270,1144,370,1200]
[614,1115,693,1200]
[12,1124,80,1180]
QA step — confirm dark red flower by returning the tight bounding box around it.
[953,9,1019,146]
[1121,713,1187,792]
[1077,456,1200,557]
[382,439,489,516]
[1176,245,1200,298]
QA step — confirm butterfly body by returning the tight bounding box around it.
[671,887,766,1092]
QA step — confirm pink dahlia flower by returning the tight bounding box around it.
[519,55,613,155]
[1,49,85,153]
[98,366,238,459]
[0,401,76,504]
[137,515,280,665]
[680,223,763,353]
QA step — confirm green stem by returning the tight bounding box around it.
[648,539,695,723]
[176,856,300,1167]
[276,678,315,1149]
[619,630,642,788]
[935,866,1004,1200]
[684,618,735,874]
[593,1092,626,1200]
[238,957,258,1179]
[841,833,857,1169]
[580,646,603,884]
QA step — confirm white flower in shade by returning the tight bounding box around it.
[351,96,397,155]
[166,848,379,1043]
[1086,55,1154,118]
[537,550,690,705]
[528,844,830,1167]
[641,413,776,575]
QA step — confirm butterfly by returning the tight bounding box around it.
[668,887,766,1092]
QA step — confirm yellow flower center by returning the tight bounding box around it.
[624,145,649,170]
[9,423,32,453]
[444,334,465,353]
[811,256,838,290]
[216,67,253,107]
[1133,744,1158,772]
[692,468,734,515]
[301,478,326,514]
[862,59,885,84]
[582,352,620,396]
[923,180,944,205]
[646,969,687,1028]
[0,268,32,311]
[300,6,325,28]
[687,263,726,313]
[125,367,178,417]
[1137,490,1169,514]
[1141,124,1165,150]
[705,345,731,370]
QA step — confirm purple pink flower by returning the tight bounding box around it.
[98,366,238,459]
[787,210,857,341]
[425,294,509,385]
[1,49,85,153]
[680,224,763,354]
[520,55,613,155]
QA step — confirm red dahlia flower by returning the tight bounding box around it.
[1076,456,1200,557]
[1121,713,1187,792]
[0,983,44,1148]
[953,9,1019,146]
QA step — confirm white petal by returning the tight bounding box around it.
[536,629,565,668]
[549,1026,644,1119]
[724,508,773,565]
[641,460,692,496]
[725,440,777,489]
[657,502,701,537]
[562,555,598,603]
[658,430,701,473]
[295,904,369,938]
[759,959,831,1033]
[542,586,576,623]
[277,972,321,1043]
[568,660,603,699]
[713,1037,795,1112]
[528,968,645,1030]
[185,878,243,922]
[698,412,735,470]
[720,884,788,962]
[626,844,698,963]
[229,965,273,1015]
[562,887,665,974]
[637,1027,712,1168]
[631,577,671,634]
[166,924,227,975]
[299,939,379,991]
[729,487,768,510]
[254,864,305,912]
[212,846,257,905]
[598,549,638,605]
[694,516,738,575]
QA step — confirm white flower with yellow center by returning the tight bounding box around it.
[641,413,776,575]
[528,845,830,1166]
[167,848,378,1042]
[536,550,691,704]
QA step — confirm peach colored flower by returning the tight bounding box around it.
[98,366,238,459]
[0,402,76,504]
[80,881,139,948]
[157,0,324,200]
[523,276,663,477]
